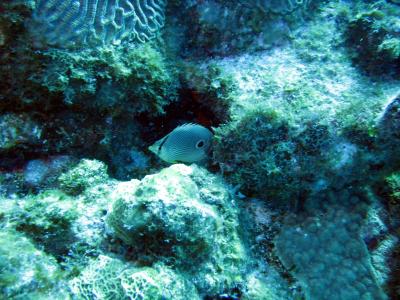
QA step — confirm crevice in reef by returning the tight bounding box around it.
[137,86,229,145]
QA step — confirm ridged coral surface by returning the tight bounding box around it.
[242,0,312,14]
[31,0,166,47]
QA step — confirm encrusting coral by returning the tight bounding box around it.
[275,193,387,300]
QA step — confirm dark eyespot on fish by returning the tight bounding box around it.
[148,123,213,164]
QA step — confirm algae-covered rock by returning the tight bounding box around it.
[0,1,54,109]
[0,228,65,299]
[378,172,400,298]
[378,93,400,169]
[4,190,79,260]
[242,273,278,300]
[385,172,400,202]
[0,113,42,151]
[58,159,110,196]
[346,1,400,76]
[167,0,322,57]
[107,164,247,295]
[207,2,399,203]
[0,159,115,267]
[35,43,178,116]
[213,103,365,204]
[107,166,219,263]
[214,108,316,202]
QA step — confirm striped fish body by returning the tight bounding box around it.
[149,124,213,164]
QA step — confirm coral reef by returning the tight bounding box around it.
[275,190,387,300]
[378,93,400,170]
[209,0,399,203]
[201,1,400,298]
[346,1,400,76]
[70,255,200,300]
[166,0,322,57]
[58,159,110,195]
[6,190,79,260]
[1,161,278,298]
[0,113,42,151]
[107,164,247,295]
[0,228,67,299]
[34,43,178,115]
[1,0,400,299]
[0,0,176,115]
[0,0,175,178]
[31,0,166,47]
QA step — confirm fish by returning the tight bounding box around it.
[148,123,213,164]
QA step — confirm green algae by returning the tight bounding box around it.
[58,159,110,196]
[346,1,400,76]
[36,43,178,115]
[0,228,67,299]
[106,164,248,296]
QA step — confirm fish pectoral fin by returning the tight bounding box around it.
[148,143,158,154]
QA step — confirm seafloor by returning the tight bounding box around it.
[0,0,400,299]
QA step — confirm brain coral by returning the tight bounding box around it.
[31,0,166,47]
[70,255,200,299]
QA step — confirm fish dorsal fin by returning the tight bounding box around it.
[175,123,196,130]
[175,123,211,133]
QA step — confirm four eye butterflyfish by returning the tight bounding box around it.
[148,123,213,164]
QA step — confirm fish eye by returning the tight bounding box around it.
[196,140,205,148]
